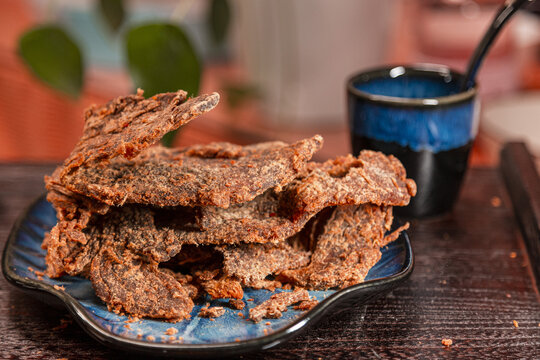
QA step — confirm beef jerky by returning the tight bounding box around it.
[279,205,409,290]
[45,168,110,223]
[294,299,319,311]
[48,148,414,275]
[85,206,195,321]
[61,135,323,208]
[193,150,415,246]
[44,90,219,277]
[43,220,89,277]
[193,268,221,282]
[84,202,306,264]
[90,245,193,321]
[59,225,102,277]
[42,169,110,277]
[245,279,282,291]
[47,155,412,275]
[159,269,199,300]
[290,152,417,218]
[249,289,310,323]
[193,188,315,246]
[217,242,310,287]
[228,299,245,310]
[100,206,195,264]
[61,90,219,177]
[198,306,225,318]
[169,245,217,266]
[107,160,408,263]
[44,204,189,267]
[200,277,243,299]
[45,203,188,276]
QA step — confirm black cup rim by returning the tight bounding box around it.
[347,64,478,108]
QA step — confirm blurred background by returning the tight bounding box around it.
[1,0,539,164]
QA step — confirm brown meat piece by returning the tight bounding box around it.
[194,188,316,246]
[190,150,415,246]
[279,205,409,289]
[44,90,218,275]
[70,200,305,265]
[43,220,89,277]
[45,168,110,223]
[172,245,217,266]
[90,246,193,322]
[76,206,196,265]
[159,269,200,300]
[42,169,110,277]
[61,135,323,208]
[290,152,417,218]
[45,147,415,276]
[56,156,410,272]
[294,299,319,311]
[200,277,244,299]
[198,306,225,318]
[217,242,310,287]
[44,204,197,270]
[95,206,186,264]
[45,152,414,277]
[249,289,310,323]
[228,299,245,310]
[61,90,219,177]
[84,205,194,321]
[246,280,282,291]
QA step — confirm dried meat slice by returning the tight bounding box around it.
[61,135,323,208]
[42,169,110,277]
[217,242,310,287]
[200,277,244,299]
[92,206,196,264]
[43,220,90,277]
[294,299,319,311]
[290,152,417,218]
[193,188,315,246]
[192,150,415,246]
[279,204,409,290]
[113,157,410,262]
[84,206,194,321]
[44,201,190,277]
[45,167,110,225]
[64,189,312,267]
[61,90,219,177]
[90,245,193,321]
[45,149,415,279]
[198,306,225,318]
[159,269,200,300]
[228,299,245,310]
[249,289,310,322]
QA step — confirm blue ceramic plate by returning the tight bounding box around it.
[2,195,414,358]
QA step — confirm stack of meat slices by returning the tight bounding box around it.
[42,90,416,322]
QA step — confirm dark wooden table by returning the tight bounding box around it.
[1,163,539,359]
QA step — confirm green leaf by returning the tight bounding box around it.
[125,23,201,97]
[18,25,84,98]
[98,0,125,32]
[160,130,178,148]
[207,0,231,45]
[125,23,201,146]
[223,83,259,108]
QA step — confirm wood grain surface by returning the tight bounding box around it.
[1,164,539,359]
[501,142,540,285]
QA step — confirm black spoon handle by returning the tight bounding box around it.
[461,0,534,91]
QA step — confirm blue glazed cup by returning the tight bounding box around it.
[347,64,479,218]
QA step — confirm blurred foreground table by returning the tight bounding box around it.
[1,159,539,359]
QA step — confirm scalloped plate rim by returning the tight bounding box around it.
[2,194,414,357]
